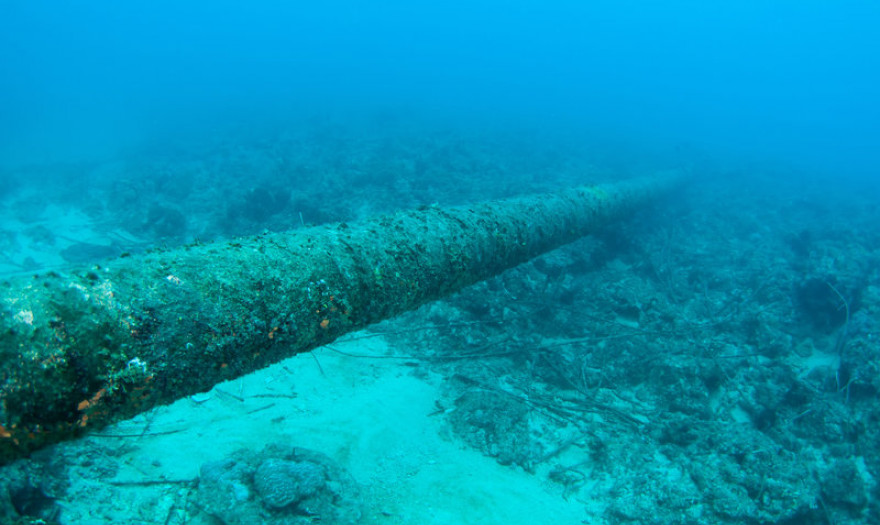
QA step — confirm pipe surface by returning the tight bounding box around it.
[0,170,686,463]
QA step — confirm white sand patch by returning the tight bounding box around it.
[66,335,585,524]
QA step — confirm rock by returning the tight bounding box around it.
[254,459,325,509]
[197,444,362,525]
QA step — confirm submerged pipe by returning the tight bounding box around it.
[0,170,686,463]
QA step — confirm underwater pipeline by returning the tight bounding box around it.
[0,170,687,464]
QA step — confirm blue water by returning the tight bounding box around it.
[1,3,880,525]
[1,1,878,179]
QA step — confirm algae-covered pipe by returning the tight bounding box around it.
[0,170,687,463]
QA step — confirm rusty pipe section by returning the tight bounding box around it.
[0,170,687,463]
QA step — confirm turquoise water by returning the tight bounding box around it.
[0,2,878,524]
[2,1,878,177]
